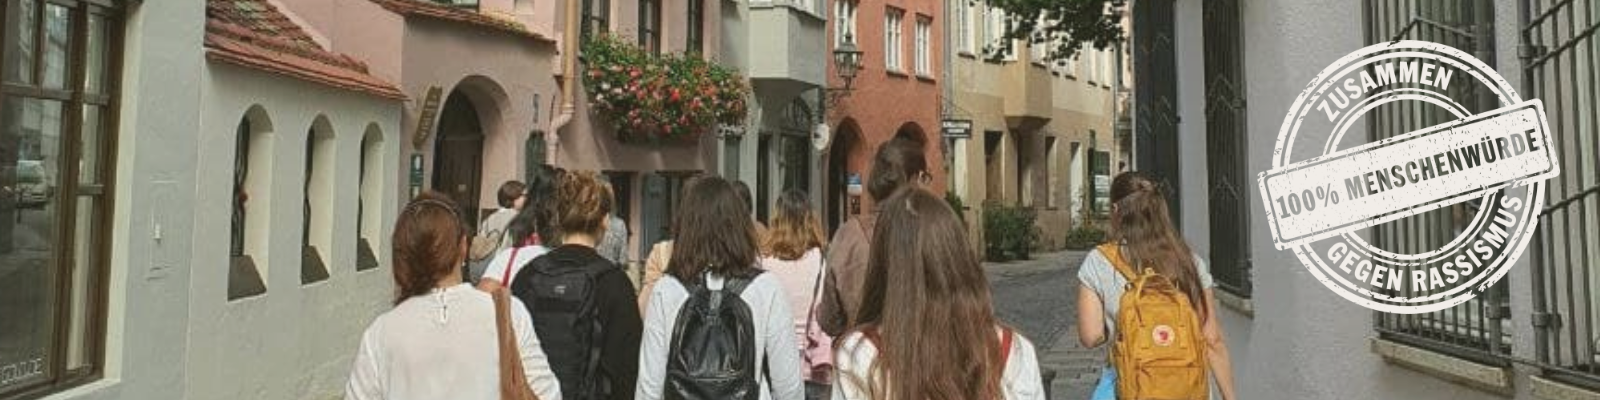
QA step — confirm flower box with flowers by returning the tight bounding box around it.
[583,35,748,145]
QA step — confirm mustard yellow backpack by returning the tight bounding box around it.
[1098,243,1209,400]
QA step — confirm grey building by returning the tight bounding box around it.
[1134,0,1600,398]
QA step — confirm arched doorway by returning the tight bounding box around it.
[826,121,863,234]
[432,89,484,230]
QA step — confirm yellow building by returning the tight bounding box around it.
[943,3,1129,252]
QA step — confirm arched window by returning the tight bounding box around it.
[302,118,332,284]
[229,107,272,300]
[356,124,383,271]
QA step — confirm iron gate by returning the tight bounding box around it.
[1203,0,1253,298]
[1132,0,1182,224]
[1523,0,1600,388]
[1364,0,1513,364]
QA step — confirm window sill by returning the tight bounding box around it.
[886,69,910,78]
[915,74,936,83]
[1064,74,1077,80]
[1214,289,1254,317]
[1532,375,1600,400]
[357,238,380,271]
[958,51,977,59]
[228,255,267,301]
[302,246,330,285]
[1370,338,1514,395]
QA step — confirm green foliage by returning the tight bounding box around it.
[983,203,1040,262]
[944,191,967,224]
[582,34,749,143]
[1063,223,1107,251]
[982,0,1127,62]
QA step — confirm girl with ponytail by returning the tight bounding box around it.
[1075,172,1237,400]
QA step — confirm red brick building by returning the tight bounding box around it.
[824,0,945,231]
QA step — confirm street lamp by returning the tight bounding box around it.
[832,33,864,91]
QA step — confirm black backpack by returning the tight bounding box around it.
[665,273,763,400]
[513,252,613,400]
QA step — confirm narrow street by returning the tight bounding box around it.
[986,250,1104,400]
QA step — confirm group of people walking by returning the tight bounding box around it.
[344,136,1236,400]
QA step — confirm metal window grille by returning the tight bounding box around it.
[1203,0,1253,298]
[1522,0,1600,389]
[1364,0,1514,364]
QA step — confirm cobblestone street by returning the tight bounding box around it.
[986,250,1103,400]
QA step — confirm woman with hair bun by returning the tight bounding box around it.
[346,191,561,400]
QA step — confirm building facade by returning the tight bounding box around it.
[718,0,828,224]
[1140,0,1600,398]
[944,1,1128,252]
[552,0,730,265]
[822,0,944,233]
[0,0,416,398]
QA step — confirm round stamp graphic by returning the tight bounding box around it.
[1257,40,1560,314]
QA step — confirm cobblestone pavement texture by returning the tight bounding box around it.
[987,250,1102,400]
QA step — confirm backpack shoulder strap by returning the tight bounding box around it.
[1096,243,1139,282]
[722,271,761,297]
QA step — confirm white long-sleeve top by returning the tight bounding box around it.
[831,328,1046,400]
[635,273,805,400]
[346,284,563,400]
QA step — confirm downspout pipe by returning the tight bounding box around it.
[546,0,581,165]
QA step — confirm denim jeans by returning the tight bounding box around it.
[1091,367,1117,400]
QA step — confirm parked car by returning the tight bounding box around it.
[15,160,53,207]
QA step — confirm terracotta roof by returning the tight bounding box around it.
[205,0,405,99]
[367,0,554,43]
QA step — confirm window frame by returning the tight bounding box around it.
[636,0,660,54]
[913,14,931,77]
[834,0,857,46]
[0,0,124,397]
[685,0,704,55]
[884,7,903,73]
[581,0,610,41]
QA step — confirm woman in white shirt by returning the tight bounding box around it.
[831,188,1045,400]
[759,189,832,400]
[635,177,805,400]
[346,192,562,400]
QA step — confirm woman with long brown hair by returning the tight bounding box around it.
[1076,171,1237,400]
[634,176,804,400]
[760,189,833,400]
[346,191,560,400]
[833,188,1044,400]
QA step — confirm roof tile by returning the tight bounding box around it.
[205,0,405,99]
[367,0,554,43]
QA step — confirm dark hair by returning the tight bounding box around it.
[732,180,754,212]
[553,170,612,241]
[497,180,527,209]
[1108,171,1208,319]
[667,174,707,238]
[867,137,927,201]
[763,189,824,261]
[666,176,759,284]
[856,187,1004,400]
[392,191,469,305]
[507,165,561,246]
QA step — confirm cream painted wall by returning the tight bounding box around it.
[184,64,402,400]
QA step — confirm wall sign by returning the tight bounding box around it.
[410,86,444,150]
[941,119,973,139]
[409,154,424,198]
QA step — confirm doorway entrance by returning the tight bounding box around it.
[432,89,485,230]
[826,124,862,234]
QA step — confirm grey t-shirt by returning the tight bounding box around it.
[1076,246,1215,342]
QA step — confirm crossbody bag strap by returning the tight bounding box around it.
[803,255,827,362]
[501,246,522,283]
